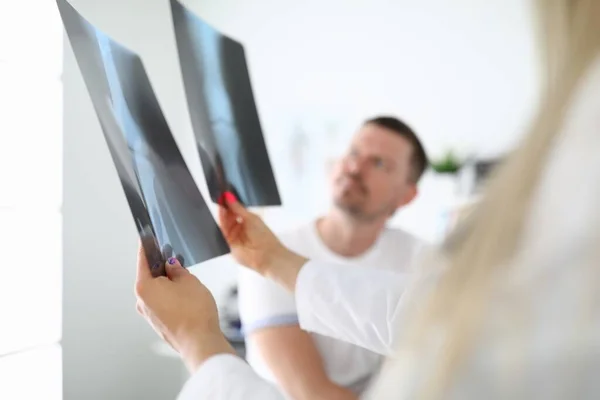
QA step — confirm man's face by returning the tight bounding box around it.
[330,123,417,221]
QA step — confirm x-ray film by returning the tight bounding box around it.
[57,0,230,276]
[170,0,281,207]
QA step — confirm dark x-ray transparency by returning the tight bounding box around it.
[57,0,230,276]
[170,0,281,206]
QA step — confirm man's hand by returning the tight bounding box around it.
[218,192,308,290]
[134,245,235,372]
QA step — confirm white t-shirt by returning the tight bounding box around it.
[237,221,424,395]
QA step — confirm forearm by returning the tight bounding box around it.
[295,262,412,357]
[252,326,358,400]
[261,251,406,356]
[179,331,236,373]
[263,247,308,293]
[281,371,358,400]
[306,382,359,400]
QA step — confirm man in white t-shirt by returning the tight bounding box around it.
[237,116,428,399]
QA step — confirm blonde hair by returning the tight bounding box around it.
[370,1,600,398]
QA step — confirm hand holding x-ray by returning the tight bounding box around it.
[217,192,308,290]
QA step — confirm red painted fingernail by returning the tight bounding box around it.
[224,191,237,203]
[217,193,226,206]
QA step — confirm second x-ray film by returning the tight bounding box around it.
[170,0,281,207]
[57,0,230,275]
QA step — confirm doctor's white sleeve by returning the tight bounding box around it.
[295,260,417,357]
[177,354,283,400]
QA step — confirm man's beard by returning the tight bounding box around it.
[335,199,395,222]
[333,173,396,222]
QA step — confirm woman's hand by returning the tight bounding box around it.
[134,245,235,372]
[218,192,308,289]
[218,192,291,274]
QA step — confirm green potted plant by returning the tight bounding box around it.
[430,150,463,175]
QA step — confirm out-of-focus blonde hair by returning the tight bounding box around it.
[369,0,600,398]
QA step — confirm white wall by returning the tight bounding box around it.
[62,0,199,398]
[192,0,539,155]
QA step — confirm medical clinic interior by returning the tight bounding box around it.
[4,0,593,399]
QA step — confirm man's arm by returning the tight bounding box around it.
[250,326,358,400]
[238,265,358,400]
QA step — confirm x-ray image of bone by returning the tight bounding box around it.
[170,0,281,207]
[58,0,230,273]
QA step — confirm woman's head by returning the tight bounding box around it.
[369,1,600,398]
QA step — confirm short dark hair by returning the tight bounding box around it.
[364,116,428,183]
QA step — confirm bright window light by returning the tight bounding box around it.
[0,0,63,391]
[0,211,62,356]
[0,66,62,209]
[0,344,63,400]
[0,1,63,77]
